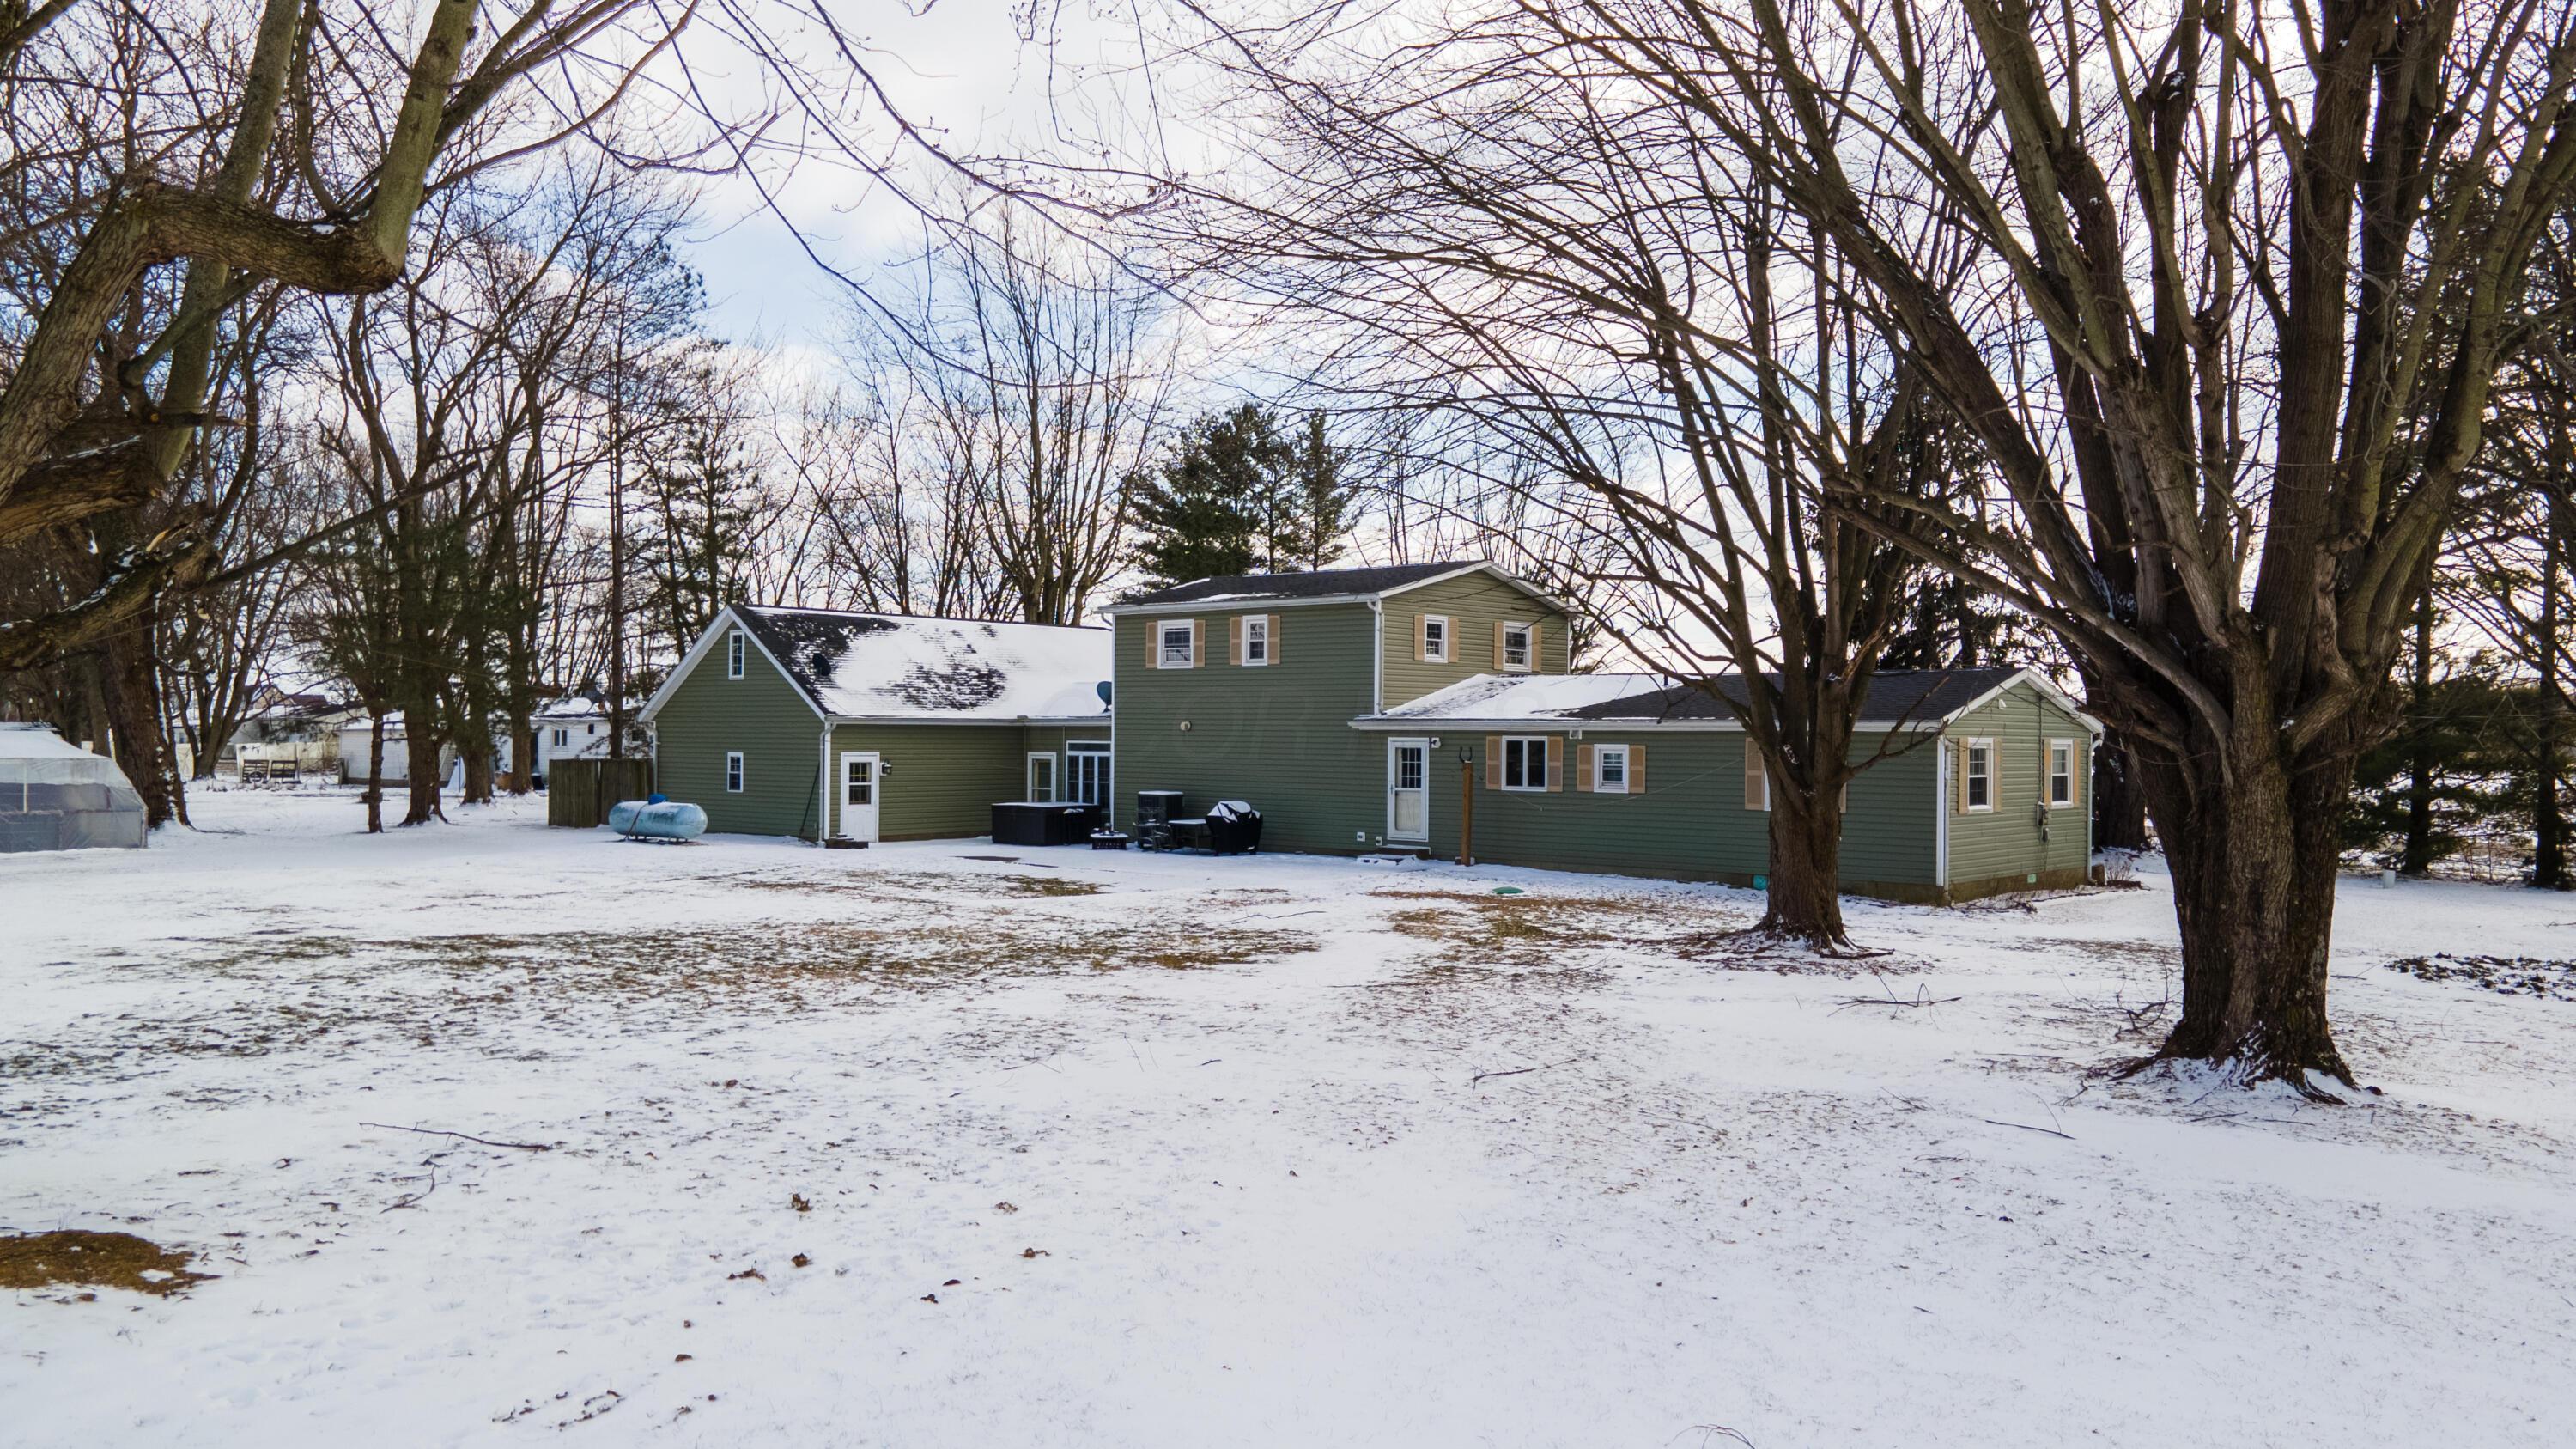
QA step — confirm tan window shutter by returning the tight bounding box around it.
[1492,620,1506,669]
[1147,621,1163,669]
[2071,740,2083,805]
[1190,618,1204,667]
[1743,746,1766,810]
[1485,736,1501,790]
[1230,616,1243,666]
[1413,613,1426,662]
[1267,614,1281,664]
[1577,743,1595,792]
[1954,741,1969,813]
[1627,743,1646,795]
[1546,735,1564,792]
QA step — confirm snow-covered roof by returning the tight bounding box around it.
[1372,673,1675,723]
[1359,666,2097,732]
[721,606,1113,722]
[0,722,105,762]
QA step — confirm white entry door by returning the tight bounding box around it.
[838,752,881,843]
[1388,738,1429,843]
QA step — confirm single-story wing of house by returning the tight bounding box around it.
[1106,558,2100,903]
[639,605,1114,843]
[1352,665,2100,903]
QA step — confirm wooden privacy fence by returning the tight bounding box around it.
[547,759,655,828]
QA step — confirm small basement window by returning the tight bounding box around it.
[2048,739,2077,807]
[1595,743,1628,792]
[1963,738,1994,812]
[725,751,745,794]
[1501,736,1548,790]
[1501,621,1534,671]
[727,630,745,679]
[1243,616,1270,666]
[1160,621,1194,667]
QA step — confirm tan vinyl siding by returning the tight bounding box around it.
[1381,572,1571,706]
[651,635,825,840]
[1114,602,1388,853]
[1942,682,2095,894]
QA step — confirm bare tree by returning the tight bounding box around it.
[1478,0,2576,1088]
[857,204,1181,625]
[1162,5,1985,944]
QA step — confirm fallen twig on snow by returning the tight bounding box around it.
[1471,1056,1583,1086]
[361,1122,553,1152]
[1982,1118,2075,1140]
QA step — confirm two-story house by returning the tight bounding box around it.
[1107,559,2099,902]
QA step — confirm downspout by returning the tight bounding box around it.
[1934,731,1952,900]
[817,720,832,843]
[1369,600,1385,713]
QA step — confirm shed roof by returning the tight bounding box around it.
[729,606,1112,722]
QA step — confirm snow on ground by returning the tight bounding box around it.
[4,788,2574,1447]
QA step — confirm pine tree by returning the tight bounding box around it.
[1127,405,1291,589]
[1287,411,1356,571]
[635,364,762,659]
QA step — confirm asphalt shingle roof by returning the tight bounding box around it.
[1121,561,1482,606]
[1562,667,2026,725]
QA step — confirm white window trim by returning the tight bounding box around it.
[1500,621,1534,673]
[726,630,745,679]
[1499,735,1549,791]
[1964,737,1996,813]
[1423,615,1450,663]
[725,751,745,793]
[1027,752,1059,803]
[1594,742,1629,793]
[1159,621,1194,668]
[1242,616,1271,667]
[2047,738,2077,808]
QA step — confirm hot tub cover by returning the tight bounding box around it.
[0,723,148,851]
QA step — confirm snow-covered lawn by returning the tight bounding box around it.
[5,788,2574,1447]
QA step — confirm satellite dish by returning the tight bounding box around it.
[1096,679,1114,707]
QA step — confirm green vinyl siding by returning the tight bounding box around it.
[1114,603,1387,853]
[652,628,825,839]
[1381,572,1571,707]
[826,722,1032,841]
[1941,682,2094,894]
[1407,728,1940,891]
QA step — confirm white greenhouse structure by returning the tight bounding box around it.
[0,723,149,852]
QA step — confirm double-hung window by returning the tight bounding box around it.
[1243,616,1270,666]
[1422,615,1449,662]
[1962,738,1995,812]
[726,630,745,679]
[2047,739,2077,807]
[1500,621,1534,671]
[1595,744,1629,793]
[1501,736,1548,790]
[1159,621,1194,667]
[725,751,745,794]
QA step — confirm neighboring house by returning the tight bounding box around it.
[639,606,1114,843]
[338,712,454,787]
[206,691,360,779]
[529,697,612,785]
[1108,558,2099,902]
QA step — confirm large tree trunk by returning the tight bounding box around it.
[2538,472,2567,891]
[460,730,495,805]
[401,724,443,825]
[1758,785,1850,948]
[2091,734,2150,852]
[2401,591,2437,876]
[2139,730,2358,1096]
[100,626,179,830]
[362,710,385,834]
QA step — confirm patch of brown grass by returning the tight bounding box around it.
[0,1230,213,1299]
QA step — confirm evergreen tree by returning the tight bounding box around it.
[635,359,762,659]
[1127,404,1292,588]
[1285,411,1357,571]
